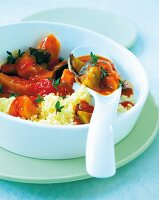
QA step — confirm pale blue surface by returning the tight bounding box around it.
[0,0,159,199]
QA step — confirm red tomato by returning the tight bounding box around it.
[32,79,56,96]
[31,79,74,96]
[56,83,74,96]
[1,63,17,74]
[16,53,52,79]
[16,53,36,78]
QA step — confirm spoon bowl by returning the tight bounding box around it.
[68,46,121,178]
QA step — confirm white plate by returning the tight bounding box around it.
[22,7,137,48]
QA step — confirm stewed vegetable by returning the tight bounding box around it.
[0,34,94,124]
[0,34,134,125]
[69,53,120,95]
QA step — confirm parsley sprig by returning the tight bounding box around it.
[6,49,24,64]
[9,93,18,97]
[59,57,64,62]
[55,100,64,113]
[29,47,51,65]
[35,94,44,103]
[90,52,99,65]
[0,84,3,94]
[119,79,125,87]
[59,95,66,99]
[101,66,109,80]
[17,49,24,57]
[52,78,61,90]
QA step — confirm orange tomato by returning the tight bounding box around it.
[60,69,75,87]
[38,34,60,67]
[9,95,39,119]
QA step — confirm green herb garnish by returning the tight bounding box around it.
[55,100,64,113]
[6,51,16,64]
[9,93,18,97]
[6,49,24,64]
[0,84,3,94]
[34,94,44,103]
[90,52,99,65]
[59,95,66,99]
[47,77,52,81]
[29,47,51,65]
[119,79,125,87]
[52,78,61,90]
[59,57,64,62]
[17,49,24,57]
[101,66,109,80]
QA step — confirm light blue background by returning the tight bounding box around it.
[0,0,159,199]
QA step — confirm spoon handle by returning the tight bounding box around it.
[86,88,121,178]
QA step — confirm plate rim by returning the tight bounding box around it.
[21,7,137,49]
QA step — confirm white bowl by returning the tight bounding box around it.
[0,22,149,159]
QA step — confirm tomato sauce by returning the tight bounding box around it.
[121,87,133,97]
[78,55,120,95]
[75,100,94,113]
[74,101,94,125]
[120,101,134,108]
[0,34,134,123]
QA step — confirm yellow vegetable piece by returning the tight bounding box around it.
[80,66,101,89]
[77,111,92,124]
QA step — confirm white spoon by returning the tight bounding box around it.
[68,46,121,178]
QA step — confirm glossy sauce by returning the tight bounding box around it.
[120,101,134,108]
[78,55,120,95]
[74,101,94,125]
[121,86,133,97]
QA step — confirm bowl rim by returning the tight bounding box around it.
[0,21,149,129]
